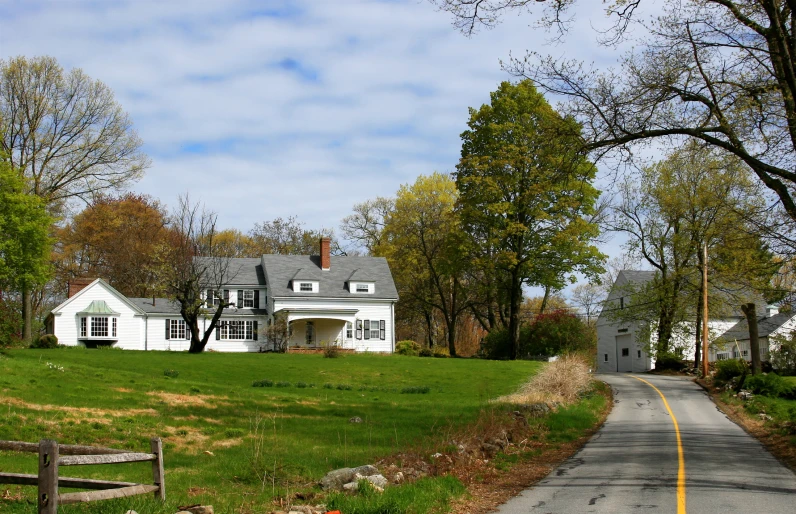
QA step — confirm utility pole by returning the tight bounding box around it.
[702,243,710,378]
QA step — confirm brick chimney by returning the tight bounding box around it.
[320,237,331,270]
[68,278,96,298]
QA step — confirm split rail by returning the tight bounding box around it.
[0,438,165,514]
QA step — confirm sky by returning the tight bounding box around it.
[0,0,644,288]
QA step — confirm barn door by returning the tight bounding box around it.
[616,334,633,372]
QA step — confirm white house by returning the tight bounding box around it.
[596,270,794,372]
[47,238,399,353]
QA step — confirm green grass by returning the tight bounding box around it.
[0,348,541,514]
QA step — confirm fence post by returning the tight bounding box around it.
[150,437,165,501]
[38,439,59,514]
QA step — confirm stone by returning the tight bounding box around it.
[520,403,551,417]
[431,452,443,459]
[343,481,359,491]
[124,511,138,514]
[365,474,388,488]
[394,471,404,483]
[738,391,754,400]
[481,442,500,454]
[179,506,214,514]
[349,416,363,423]
[287,506,314,514]
[319,464,379,490]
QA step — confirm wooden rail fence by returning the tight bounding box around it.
[0,438,165,513]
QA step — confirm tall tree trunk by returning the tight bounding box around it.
[21,285,33,344]
[424,310,434,348]
[446,318,457,357]
[508,267,523,360]
[694,298,703,371]
[741,303,761,375]
[539,285,551,314]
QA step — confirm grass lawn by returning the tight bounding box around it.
[0,348,543,513]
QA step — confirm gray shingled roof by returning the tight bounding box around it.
[620,270,658,285]
[719,311,796,341]
[128,298,267,316]
[194,257,265,285]
[263,255,398,300]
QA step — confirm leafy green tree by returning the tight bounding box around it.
[380,173,471,356]
[457,80,604,360]
[0,55,149,342]
[606,143,776,361]
[0,158,52,341]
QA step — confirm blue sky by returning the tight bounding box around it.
[0,0,637,279]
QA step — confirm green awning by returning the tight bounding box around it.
[77,300,120,316]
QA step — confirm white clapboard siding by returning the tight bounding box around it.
[52,280,144,350]
[273,298,395,353]
[145,315,269,352]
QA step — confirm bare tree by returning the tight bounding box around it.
[161,196,240,353]
[248,216,344,255]
[0,55,150,342]
[340,197,395,255]
[435,1,796,225]
[570,283,603,324]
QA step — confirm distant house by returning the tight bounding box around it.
[596,270,791,372]
[47,238,399,352]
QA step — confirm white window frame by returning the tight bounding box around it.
[91,317,109,337]
[306,321,315,345]
[369,321,380,340]
[346,322,353,340]
[300,282,313,292]
[356,283,369,293]
[80,317,87,338]
[243,290,254,308]
[170,319,187,340]
[218,320,256,341]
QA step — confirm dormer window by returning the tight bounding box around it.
[300,282,313,292]
[351,282,375,294]
[292,280,318,293]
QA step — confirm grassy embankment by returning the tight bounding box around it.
[0,348,606,513]
[711,375,796,470]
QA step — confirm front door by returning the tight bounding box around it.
[616,334,633,372]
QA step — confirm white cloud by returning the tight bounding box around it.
[2,0,638,271]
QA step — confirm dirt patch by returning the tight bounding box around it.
[114,387,135,393]
[147,391,229,408]
[213,437,243,448]
[697,379,796,472]
[162,425,210,454]
[2,396,158,418]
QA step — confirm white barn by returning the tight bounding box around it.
[596,270,795,372]
[47,238,399,353]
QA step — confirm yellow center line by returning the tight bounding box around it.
[630,376,686,514]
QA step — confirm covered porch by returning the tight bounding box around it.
[279,308,358,350]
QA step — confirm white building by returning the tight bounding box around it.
[47,238,399,353]
[596,270,795,372]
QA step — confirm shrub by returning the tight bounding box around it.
[714,359,748,382]
[480,328,513,360]
[163,369,180,378]
[30,334,59,349]
[252,379,274,387]
[323,343,341,358]
[743,373,796,399]
[295,382,308,388]
[396,340,421,356]
[323,383,334,389]
[401,386,430,394]
[770,333,796,376]
[655,352,686,371]
[433,346,450,358]
[419,347,433,357]
[275,381,291,387]
[520,310,594,358]
[497,353,592,405]
[336,383,352,390]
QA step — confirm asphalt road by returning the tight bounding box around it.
[496,374,796,514]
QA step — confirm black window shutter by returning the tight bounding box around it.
[216,322,221,340]
[253,321,258,341]
[237,290,243,308]
[364,320,370,340]
[223,290,230,305]
[254,290,260,309]
[380,320,385,340]
[165,319,170,340]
